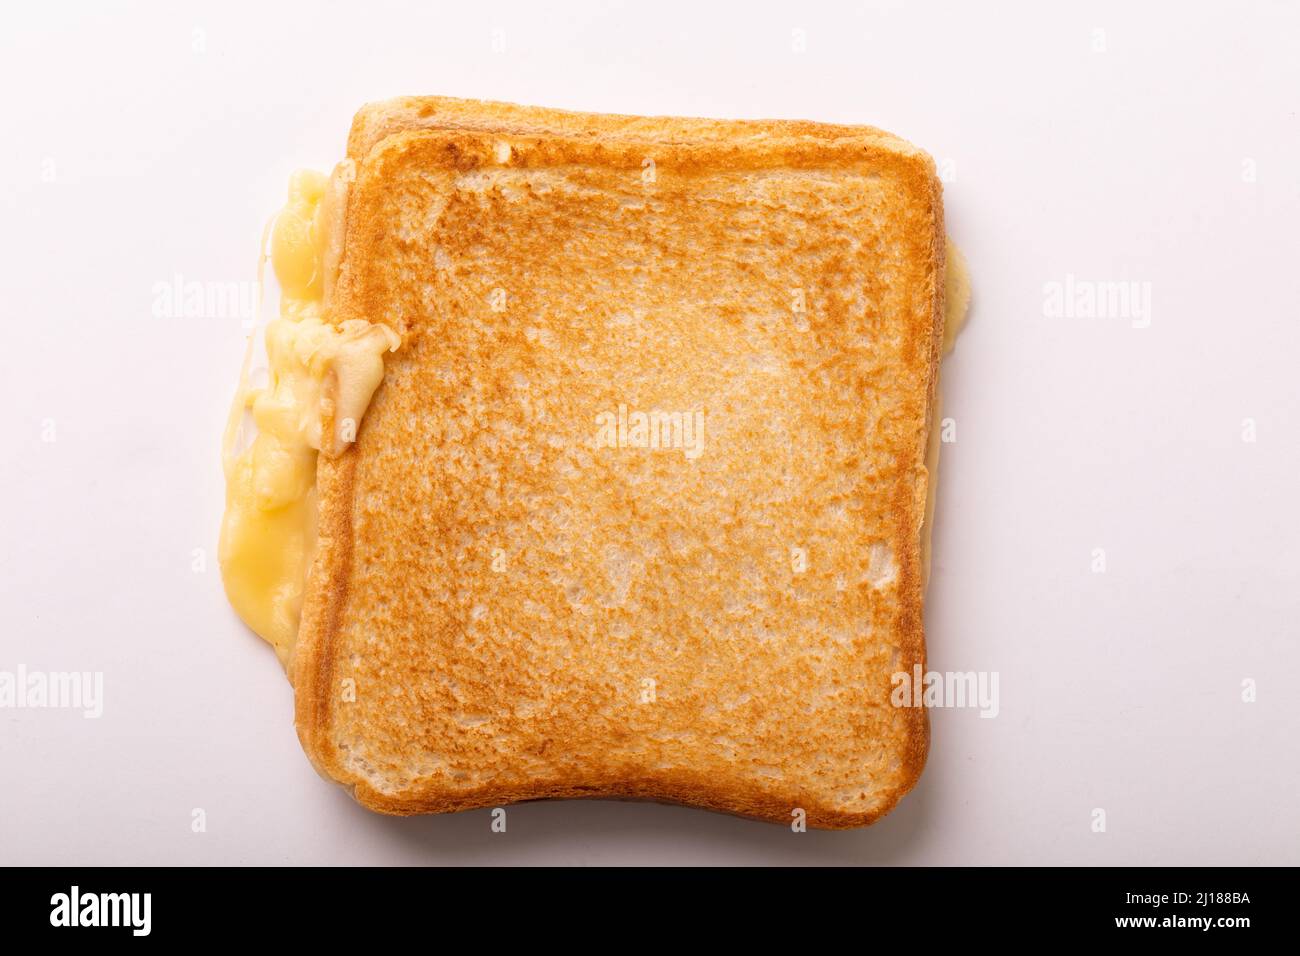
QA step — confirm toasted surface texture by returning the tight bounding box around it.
[294,97,944,828]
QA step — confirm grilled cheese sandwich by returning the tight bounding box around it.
[218,96,971,827]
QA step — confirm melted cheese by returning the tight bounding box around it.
[219,168,399,666]
[921,238,971,590]
[943,241,972,356]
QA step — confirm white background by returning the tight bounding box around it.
[1,0,1297,865]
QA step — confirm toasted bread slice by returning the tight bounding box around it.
[294,97,944,828]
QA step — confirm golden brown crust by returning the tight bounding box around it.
[294,97,943,829]
[344,95,924,165]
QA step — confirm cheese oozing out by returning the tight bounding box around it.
[920,238,972,590]
[218,167,399,667]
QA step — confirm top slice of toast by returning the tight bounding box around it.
[294,97,944,828]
